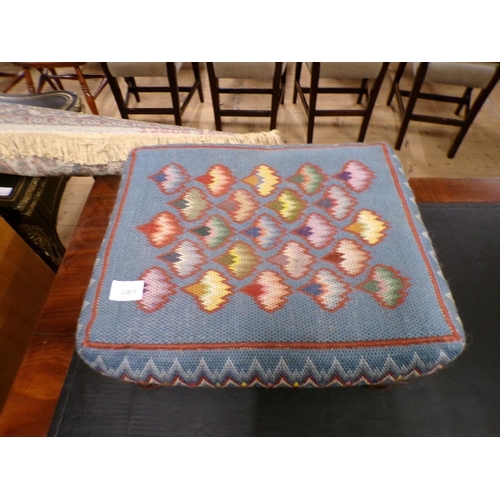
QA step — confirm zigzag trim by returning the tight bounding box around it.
[84,349,456,388]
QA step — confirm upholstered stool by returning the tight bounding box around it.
[206,63,287,131]
[293,62,389,143]
[387,62,500,158]
[76,143,465,388]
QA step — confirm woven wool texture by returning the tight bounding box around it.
[77,143,465,387]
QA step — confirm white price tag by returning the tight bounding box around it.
[109,280,144,301]
[0,187,14,197]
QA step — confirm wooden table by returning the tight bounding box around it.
[1,176,500,436]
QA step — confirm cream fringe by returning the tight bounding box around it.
[0,129,283,165]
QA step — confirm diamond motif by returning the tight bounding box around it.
[344,210,389,246]
[191,215,233,250]
[292,213,336,249]
[157,240,206,278]
[241,270,291,312]
[268,241,315,279]
[242,164,280,196]
[358,265,410,309]
[266,189,306,223]
[148,163,190,195]
[183,270,233,313]
[138,267,176,313]
[299,269,350,312]
[218,189,259,223]
[288,163,326,195]
[215,242,260,280]
[322,238,370,277]
[315,185,357,220]
[169,188,210,221]
[195,164,236,197]
[241,215,283,250]
[334,160,374,192]
[136,212,182,248]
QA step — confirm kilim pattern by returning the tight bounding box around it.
[77,144,465,388]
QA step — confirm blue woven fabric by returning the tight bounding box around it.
[76,143,465,387]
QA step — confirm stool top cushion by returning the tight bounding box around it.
[212,62,287,79]
[105,62,183,77]
[307,62,384,80]
[411,62,499,89]
[76,143,465,387]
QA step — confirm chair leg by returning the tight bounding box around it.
[74,66,99,114]
[447,66,500,158]
[387,62,407,106]
[36,68,61,92]
[192,62,204,103]
[36,69,49,93]
[101,63,129,119]
[357,62,389,143]
[23,69,36,94]
[280,66,287,104]
[293,62,302,104]
[455,87,472,116]
[206,63,222,131]
[124,77,140,103]
[270,63,283,130]
[357,79,368,104]
[166,63,182,126]
[49,68,65,90]
[307,62,320,143]
[394,62,429,150]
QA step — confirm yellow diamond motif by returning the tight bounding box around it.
[243,165,280,196]
[345,210,388,246]
[183,270,233,313]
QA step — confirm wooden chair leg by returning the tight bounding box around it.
[49,68,65,90]
[270,63,283,130]
[357,62,389,142]
[101,63,129,119]
[36,68,60,92]
[167,63,182,126]
[36,69,49,93]
[447,65,500,158]
[192,62,204,103]
[293,62,302,104]
[74,66,99,114]
[387,62,407,106]
[455,87,472,116]
[23,69,36,94]
[280,66,287,104]
[307,62,320,143]
[206,63,222,131]
[395,62,429,150]
[357,78,368,104]
[124,77,140,103]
